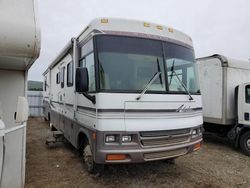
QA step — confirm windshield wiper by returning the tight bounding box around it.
[169,60,175,85]
[136,72,161,101]
[156,57,163,86]
[169,61,193,100]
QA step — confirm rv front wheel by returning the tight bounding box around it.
[83,143,104,175]
[239,131,250,156]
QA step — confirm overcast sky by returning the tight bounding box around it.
[28,0,250,81]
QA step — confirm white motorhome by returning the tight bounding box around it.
[197,55,250,155]
[43,18,203,174]
[0,0,40,187]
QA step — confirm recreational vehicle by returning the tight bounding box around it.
[197,55,250,155]
[43,18,203,174]
[0,0,40,187]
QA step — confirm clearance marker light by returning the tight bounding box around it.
[101,19,109,24]
[156,25,163,30]
[168,27,174,33]
[143,22,150,27]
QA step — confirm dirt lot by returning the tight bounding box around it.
[25,118,250,188]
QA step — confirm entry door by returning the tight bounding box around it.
[59,66,66,132]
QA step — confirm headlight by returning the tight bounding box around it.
[192,130,197,135]
[105,135,116,143]
[122,135,132,143]
[192,129,199,138]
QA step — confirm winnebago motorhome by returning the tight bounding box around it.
[43,18,203,174]
[0,0,40,187]
[197,55,250,155]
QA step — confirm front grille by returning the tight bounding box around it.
[144,148,188,160]
[141,136,189,146]
[140,128,191,147]
[140,128,190,137]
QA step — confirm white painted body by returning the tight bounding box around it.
[197,55,250,125]
[44,18,202,163]
[234,83,250,127]
[0,0,40,187]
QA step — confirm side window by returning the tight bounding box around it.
[85,53,95,91]
[246,85,250,103]
[44,76,47,91]
[79,58,86,67]
[78,54,95,91]
[56,73,60,84]
[60,67,65,88]
[79,39,95,92]
[67,62,73,87]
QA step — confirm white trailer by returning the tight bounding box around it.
[0,0,40,187]
[43,18,203,174]
[197,54,250,155]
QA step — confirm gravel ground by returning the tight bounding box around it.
[25,118,250,188]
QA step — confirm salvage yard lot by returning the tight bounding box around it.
[25,118,250,188]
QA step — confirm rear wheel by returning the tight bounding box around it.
[239,131,250,156]
[83,142,104,175]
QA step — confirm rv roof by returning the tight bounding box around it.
[196,54,250,70]
[44,18,193,75]
[78,18,193,46]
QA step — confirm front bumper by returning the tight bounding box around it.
[94,128,203,163]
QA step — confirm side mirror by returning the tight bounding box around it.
[76,67,89,93]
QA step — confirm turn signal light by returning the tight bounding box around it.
[106,154,127,161]
[193,142,201,151]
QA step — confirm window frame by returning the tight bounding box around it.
[79,38,96,93]
[67,61,73,87]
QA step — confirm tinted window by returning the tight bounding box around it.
[96,35,165,92]
[44,76,47,91]
[79,53,95,91]
[67,62,73,87]
[246,85,250,103]
[56,73,60,84]
[60,67,65,88]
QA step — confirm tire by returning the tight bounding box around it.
[239,131,250,156]
[83,143,104,175]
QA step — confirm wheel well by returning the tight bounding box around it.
[238,126,250,145]
[240,126,250,136]
[78,132,89,150]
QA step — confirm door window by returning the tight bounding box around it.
[79,53,95,91]
[67,62,73,87]
[246,85,250,103]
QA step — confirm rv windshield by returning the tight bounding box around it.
[96,35,199,94]
[165,43,200,94]
[96,35,166,92]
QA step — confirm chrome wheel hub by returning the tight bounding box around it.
[246,139,250,149]
[83,145,93,171]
